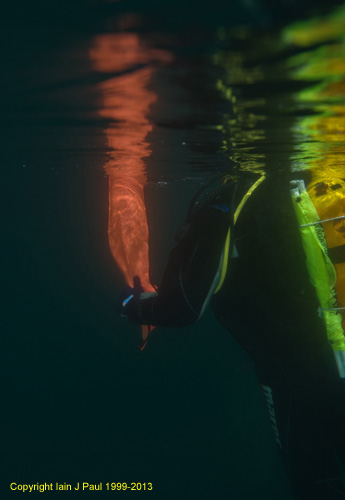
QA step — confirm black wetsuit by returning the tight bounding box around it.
[120,175,345,499]
[120,181,235,327]
[212,175,345,500]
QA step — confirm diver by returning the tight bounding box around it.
[118,172,345,500]
[118,174,262,336]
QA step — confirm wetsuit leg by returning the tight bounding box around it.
[212,176,345,499]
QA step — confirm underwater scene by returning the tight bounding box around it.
[3,0,345,498]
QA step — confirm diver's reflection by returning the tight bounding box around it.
[89,31,172,302]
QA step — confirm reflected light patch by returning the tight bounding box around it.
[284,6,345,330]
[90,33,172,292]
[283,4,345,47]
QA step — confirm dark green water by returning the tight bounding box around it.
[3,1,345,499]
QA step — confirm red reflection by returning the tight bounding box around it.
[90,32,172,295]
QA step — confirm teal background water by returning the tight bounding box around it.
[3,1,345,498]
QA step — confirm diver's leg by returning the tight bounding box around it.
[212,174,345,500]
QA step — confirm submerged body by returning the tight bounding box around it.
[119,176,264,331]
[119,173,345,499]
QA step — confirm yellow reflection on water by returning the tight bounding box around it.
[284,4,345,325]
[283,4,345,47]
[214,60,266,174]
[287,43,345,81]
[213,3,345,178]
[284,4,345,177]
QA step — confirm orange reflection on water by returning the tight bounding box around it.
[90,32,172,292]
